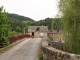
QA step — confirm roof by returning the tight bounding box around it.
[48,30,62,34]
[28,26,48,32]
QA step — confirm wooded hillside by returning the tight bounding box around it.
[8,13,34,21]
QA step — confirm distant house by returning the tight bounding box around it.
[28,26,48,38]
[48,30,64,42]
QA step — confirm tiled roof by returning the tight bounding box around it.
[28,26,48,32]
[48,30,62,34]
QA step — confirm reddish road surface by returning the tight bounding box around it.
[0,38,42,60]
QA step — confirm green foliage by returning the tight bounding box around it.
[27,18,53,29]
[59,0,80,54]
[8,18,26,33]
[27,18,62,30]
[39,53,43,60]
[0,6,10,48]
[0,6,32,48]
[16,26,21,32]
[25,24,28,33]
[0,6,10,37]
[8,31,17,37]
[1,36,10,47]
[52,18,62,30]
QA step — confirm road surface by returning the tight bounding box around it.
[0,38,42,60]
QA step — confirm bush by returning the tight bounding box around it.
[8,31,17,37]
[0,36,10,48]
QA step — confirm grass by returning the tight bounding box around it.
[38,40,43,60]
[39,53,43,60]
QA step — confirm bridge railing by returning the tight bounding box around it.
[7,34,30,44]
[0,34,30,48]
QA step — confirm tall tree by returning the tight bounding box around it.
[25,24,28,33]
[0,6,10,47]
[59,0,80,54]
[53,18,62,30]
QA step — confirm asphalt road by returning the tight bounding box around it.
[0,38,42,60]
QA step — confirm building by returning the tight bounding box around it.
[48,30,64,42]
[28,26,48,38]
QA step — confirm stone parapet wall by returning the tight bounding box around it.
[47,39,63,50]
[42,40,80,60]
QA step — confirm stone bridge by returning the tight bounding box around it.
[0,38,42,60]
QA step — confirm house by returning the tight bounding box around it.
[48,30,64,42]
[28,26,48,38]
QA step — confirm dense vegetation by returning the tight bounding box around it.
[59,0,80,54]
[0,6,29,48]
[8,17,62,34]
[7,13,34,34]
[8,13,34,21]
[0,6,10,47]
[8,18,28,34]
[27,18,62,30]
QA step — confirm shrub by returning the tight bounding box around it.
[0,36,10,48]
[39,53,43,60]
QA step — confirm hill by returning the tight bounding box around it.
[8,13,34,21]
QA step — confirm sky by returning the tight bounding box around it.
[0,0,59,21]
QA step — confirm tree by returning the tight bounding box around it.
[28,18,53,30]
[16,26,21,33]
[25,24,28,33]
[0,6,10,47]
[8,13,34,21]
[0,6,10,38]
[59,0,80,54]
[52,18,62,30]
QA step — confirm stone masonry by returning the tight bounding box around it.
[42,39,80,60]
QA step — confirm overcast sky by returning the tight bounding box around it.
[0,0,59,21]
